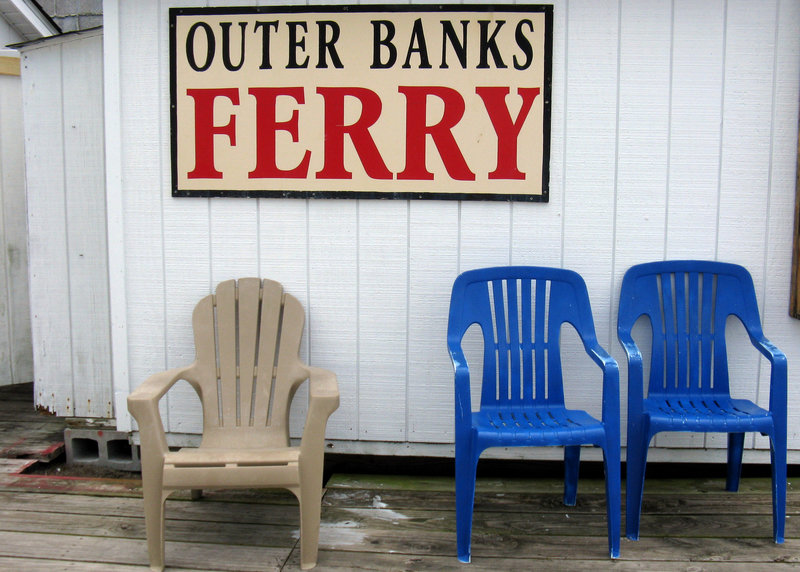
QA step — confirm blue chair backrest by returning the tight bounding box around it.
[618,260,765,398]
[448,266,600,408]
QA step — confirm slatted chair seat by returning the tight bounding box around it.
[645,396,773,433]
[473,406,607,447]
[128,278,339,571]
[163,447,301,468]
[448,266,621,562]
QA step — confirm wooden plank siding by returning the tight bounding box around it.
[0,0,32,389]
[20,29,112,417]
[0,70,32,387]
[15,0,797,462]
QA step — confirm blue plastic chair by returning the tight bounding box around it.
[618,260,787,543]
[448,266,621,562]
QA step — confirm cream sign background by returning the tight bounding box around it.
[171,5,553,200]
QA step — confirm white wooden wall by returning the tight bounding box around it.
[21,29,113,417]
[97,0,800,462]
[0,19,31,388]
[0,64,32,387]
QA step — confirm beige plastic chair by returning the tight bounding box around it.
[127,278,339,571]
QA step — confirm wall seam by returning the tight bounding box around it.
[0,83,13,383]
[664,0,675,259]
[715,0,729,262]
[405,200,411,441]
[608,0,622,349]
[560,0,569,267]
[159,0,170,430]
[59,45,76,416]
[753,0,783,441]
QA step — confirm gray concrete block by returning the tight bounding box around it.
[65,428,140,472]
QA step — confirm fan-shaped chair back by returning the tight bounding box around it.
[189,278,305,448]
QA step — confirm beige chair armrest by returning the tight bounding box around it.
[299,367,339,458]
[127,365,195,458]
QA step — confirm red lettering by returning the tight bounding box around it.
[186,88,239,179]
[248,87,310,179]
[397,86,475,181]
[315,87,392,180]
[476,87,539,180]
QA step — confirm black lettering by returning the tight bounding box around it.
[514,20,534,70]
[220,22,247,71]
[287,21,309,68]
[403,18,431,69]
[478,20,507,69]
[317,21,343,69]
[186,22,215,72]
[371,20,397,69]
[440,20,468,69]
[254,21,279,70]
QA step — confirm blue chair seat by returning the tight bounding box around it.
[644,395,773,434]
[473,406,607,448]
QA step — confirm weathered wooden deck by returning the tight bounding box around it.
[1,383,797,570]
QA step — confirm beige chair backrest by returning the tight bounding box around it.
[188,277,306,449]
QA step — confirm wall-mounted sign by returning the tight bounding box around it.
[170,5,552,201]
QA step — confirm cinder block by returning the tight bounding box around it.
[64,428,141,472]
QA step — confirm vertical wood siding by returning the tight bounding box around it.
[22,31,112,417]
[0,71,32,387]
[99,0,800,457]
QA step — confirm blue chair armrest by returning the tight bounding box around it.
[618,333,645,406]
[750,336,787,366]
[585,343,620,428]
[450,347,472,428]
[749,335,787,418]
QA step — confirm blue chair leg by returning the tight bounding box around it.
[603,445,621,558]
[726,432,745,492]
[771,431,787,544]
[456,449,479,562]
[564,445,580,506]
[625,423,650,541]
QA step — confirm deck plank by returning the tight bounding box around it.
[300,551,800,571]
[0,530,289,571]
[317,505,796,539]
[326,473,798,495]
[324,488,800,515]
[319,524,797,564]
[0,508,299,547]
[0,556,197,571]
[0,490,300,522]
[0,458,37,474]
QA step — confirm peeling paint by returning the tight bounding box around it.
[35,404,57,416]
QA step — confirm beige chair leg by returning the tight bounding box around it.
[297,469,323,570]
[142,481,168,572]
